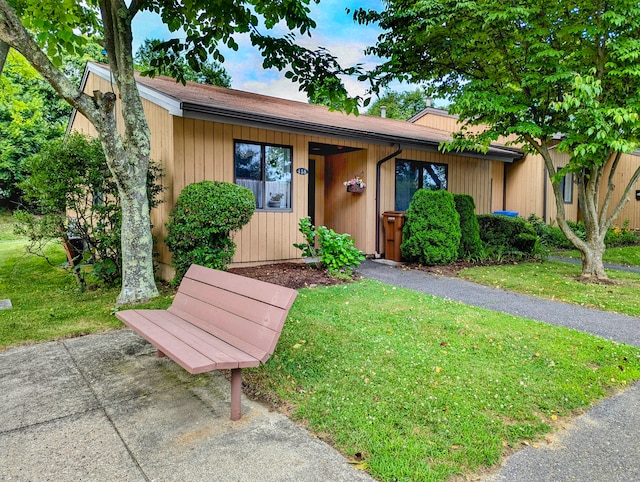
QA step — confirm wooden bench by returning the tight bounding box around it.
[115,264,298,420]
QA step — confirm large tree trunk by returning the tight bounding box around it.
[579,240,607,280]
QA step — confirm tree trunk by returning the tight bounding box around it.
[0,39,8,75]
[577,238,607,280]
[116,176,158,306]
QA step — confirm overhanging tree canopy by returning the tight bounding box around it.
[0,0,359,305]
[356,0,640,281]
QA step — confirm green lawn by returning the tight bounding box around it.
[0,212,172,347]
[246,280,640,481]
[459,260,640,316]
[556,245,640,267]
[3,211,640,481]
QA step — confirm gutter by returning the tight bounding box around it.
[375,144,403,255]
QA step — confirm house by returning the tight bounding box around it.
[410,107,640,230]
[69,63,522,280]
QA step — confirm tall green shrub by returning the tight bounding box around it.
[165,181,254,283]
[453,194,483,260]
[400,189,461,265]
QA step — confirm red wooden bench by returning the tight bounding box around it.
[115,264,298,420]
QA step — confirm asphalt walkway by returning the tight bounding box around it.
[1,259,639,481]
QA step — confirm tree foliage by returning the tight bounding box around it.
[135,38,231,87]
[356,0,640,280]
[366,89,428,120]
[0,42,106,208]
[15,132,164,287]
[0,0,361,305]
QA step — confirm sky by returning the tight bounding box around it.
[131,0,392,104]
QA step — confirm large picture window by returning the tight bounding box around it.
[395,159,448,211]
[234,141,292,210]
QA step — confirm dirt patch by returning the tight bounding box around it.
[228,262,347,289]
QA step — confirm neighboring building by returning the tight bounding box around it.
[410,107,640,229]
[69,63,522,279]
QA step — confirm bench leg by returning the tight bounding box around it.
[230,368,242,421]
[157,349,166,358]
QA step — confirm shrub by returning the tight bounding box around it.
[165,181,255,283]
[292,217,365,277]
[453,194,483,260]
[317,225,365,277]
[477,214,541,260]
[400,190,461,265]
[527,215,639,249]
[14,132,164,287]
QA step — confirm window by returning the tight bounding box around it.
[558,170,573,204]
[395,159,448,211]
[234,141,292,210]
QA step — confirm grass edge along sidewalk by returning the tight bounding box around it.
[243,279,640,481]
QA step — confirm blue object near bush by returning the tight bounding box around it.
[493,210,519,217]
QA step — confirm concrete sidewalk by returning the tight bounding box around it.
[0,330,373,481]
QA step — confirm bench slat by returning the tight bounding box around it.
[177,277,286,330]
[116,310,217,374]
[135,309,261,369]
[168,298,274,363]
[184,265,298,310]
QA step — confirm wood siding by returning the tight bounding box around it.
[70,71,517,278]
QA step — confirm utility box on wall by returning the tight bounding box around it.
[636,190,640,200]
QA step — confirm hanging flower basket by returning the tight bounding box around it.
[343,172,366,193]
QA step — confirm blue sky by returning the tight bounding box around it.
[131,1,390,103]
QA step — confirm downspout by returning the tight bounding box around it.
[542,163,548,222]
[375,144,403,255]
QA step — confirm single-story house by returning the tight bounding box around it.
[410,107,640,230]
[69,63,523,279]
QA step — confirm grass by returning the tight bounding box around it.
[555,245,640,267]
[0,212,173,348]
[459,260,640,317]
[246,281,640,481]
[3,211,640,480]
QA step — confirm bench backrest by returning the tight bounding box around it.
[168,264,298,363]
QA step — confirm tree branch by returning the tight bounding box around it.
[600,150,622,226]
[0,0,96,120]
[0,39,8,75]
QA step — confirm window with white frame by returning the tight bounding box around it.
[395,159,448,211]
[234,141,293,210]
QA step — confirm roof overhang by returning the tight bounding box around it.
[74,63,523,163]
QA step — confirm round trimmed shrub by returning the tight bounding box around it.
[453,194,483,260]
[165,181,255,283]
[400,189,461,265]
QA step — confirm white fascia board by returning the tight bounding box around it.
[86,63,183,116]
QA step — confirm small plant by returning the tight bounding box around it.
[293,217,321,258]
[343,173,366,189]
[317,225,365,277]
[269,192,284,201]
[293,217,365,277]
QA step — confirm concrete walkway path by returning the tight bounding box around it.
[0,330,373,481]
